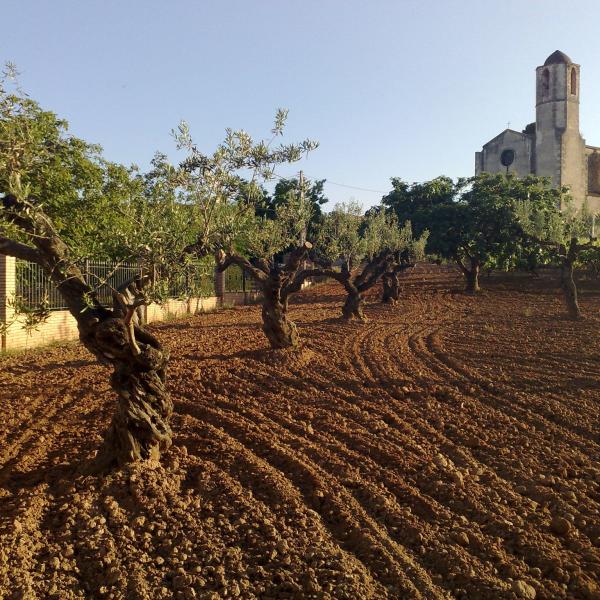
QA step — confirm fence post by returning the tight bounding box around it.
[0,255,16,351]
[214,267,225,305]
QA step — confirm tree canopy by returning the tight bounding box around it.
[382,173,568,291]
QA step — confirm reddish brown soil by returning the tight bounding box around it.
[1,266,599,600]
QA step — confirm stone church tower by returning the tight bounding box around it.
[475,50,600,213]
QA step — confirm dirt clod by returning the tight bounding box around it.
[512,579,537,599]
[551,516,572,536]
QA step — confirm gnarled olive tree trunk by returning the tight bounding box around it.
[381,258,414,305]
[261,273,300,349]
[83,317,172,470]
[342,286,365,320]
[292,267,367,321]
[343,251,392,320]
[381,272,400,304]
[217,242,312,349]
[291,251,392,322]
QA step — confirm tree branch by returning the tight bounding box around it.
[216,252,269,284]
[392,262,415,275]
[0,236,43,263]
[357,255,392,292]
[254,258,271,275]
[354,251,389,289]
[283,241,313,276]
[577,238,597,251]
[460,244,473,260]
[2,195,100,325]
[453,252,469,275]
[282,266,330,300]
[180,240,210,261]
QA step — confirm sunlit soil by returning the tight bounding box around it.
[1,266,599,599]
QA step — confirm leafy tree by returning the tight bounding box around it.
[384,172,599,313]
[217,195,313,348]
[257,176,328,240]
[382,176,456,237]
[405,173,558,292]
[386,173,592,294]
[516,196,597,319]
[173,109,319,348]
[580,244,600,282]
[381,229,428,304]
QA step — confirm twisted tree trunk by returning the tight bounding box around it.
[116,273,151,326]
[381,258,415,304]
[291,252,391,321]
[381,272,400,304]
[261,277,299,349]
[217,242,311,349]
[84,319,172,469]
[1,195,173,472]
[560,244,582,320]
[342,287,365,320]
[55,289,173,472]
[348,251,392,319]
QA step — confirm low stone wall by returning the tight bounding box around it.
[222,291,262,307]
[1,292,263,352]
[145,296,220,325]
[2,309,80,351]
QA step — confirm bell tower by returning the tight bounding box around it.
[535,50,586,206]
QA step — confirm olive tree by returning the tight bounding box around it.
[291,202,413,320]
[216,194,313,348]
[173,110,319,348]
[381,228,428,304]
[516,196,597,319]
[0,76,185,469]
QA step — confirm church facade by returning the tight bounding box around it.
[475,50,600,213]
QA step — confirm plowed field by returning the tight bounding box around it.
[1,266,599,600]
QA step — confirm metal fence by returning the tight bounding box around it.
[224,266,259,293]
[167,260,216,298]
[15,259,216,311]
[16,260,142,311]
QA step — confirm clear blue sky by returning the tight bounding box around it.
[4,0,600,207]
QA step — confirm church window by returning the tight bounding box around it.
[542,69,550,96]
[571,68,577,95]
[501,149,515,168]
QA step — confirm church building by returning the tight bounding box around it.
[475,50,600,213]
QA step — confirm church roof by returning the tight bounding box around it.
[544,50,572,65]
[481,128,528,148]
